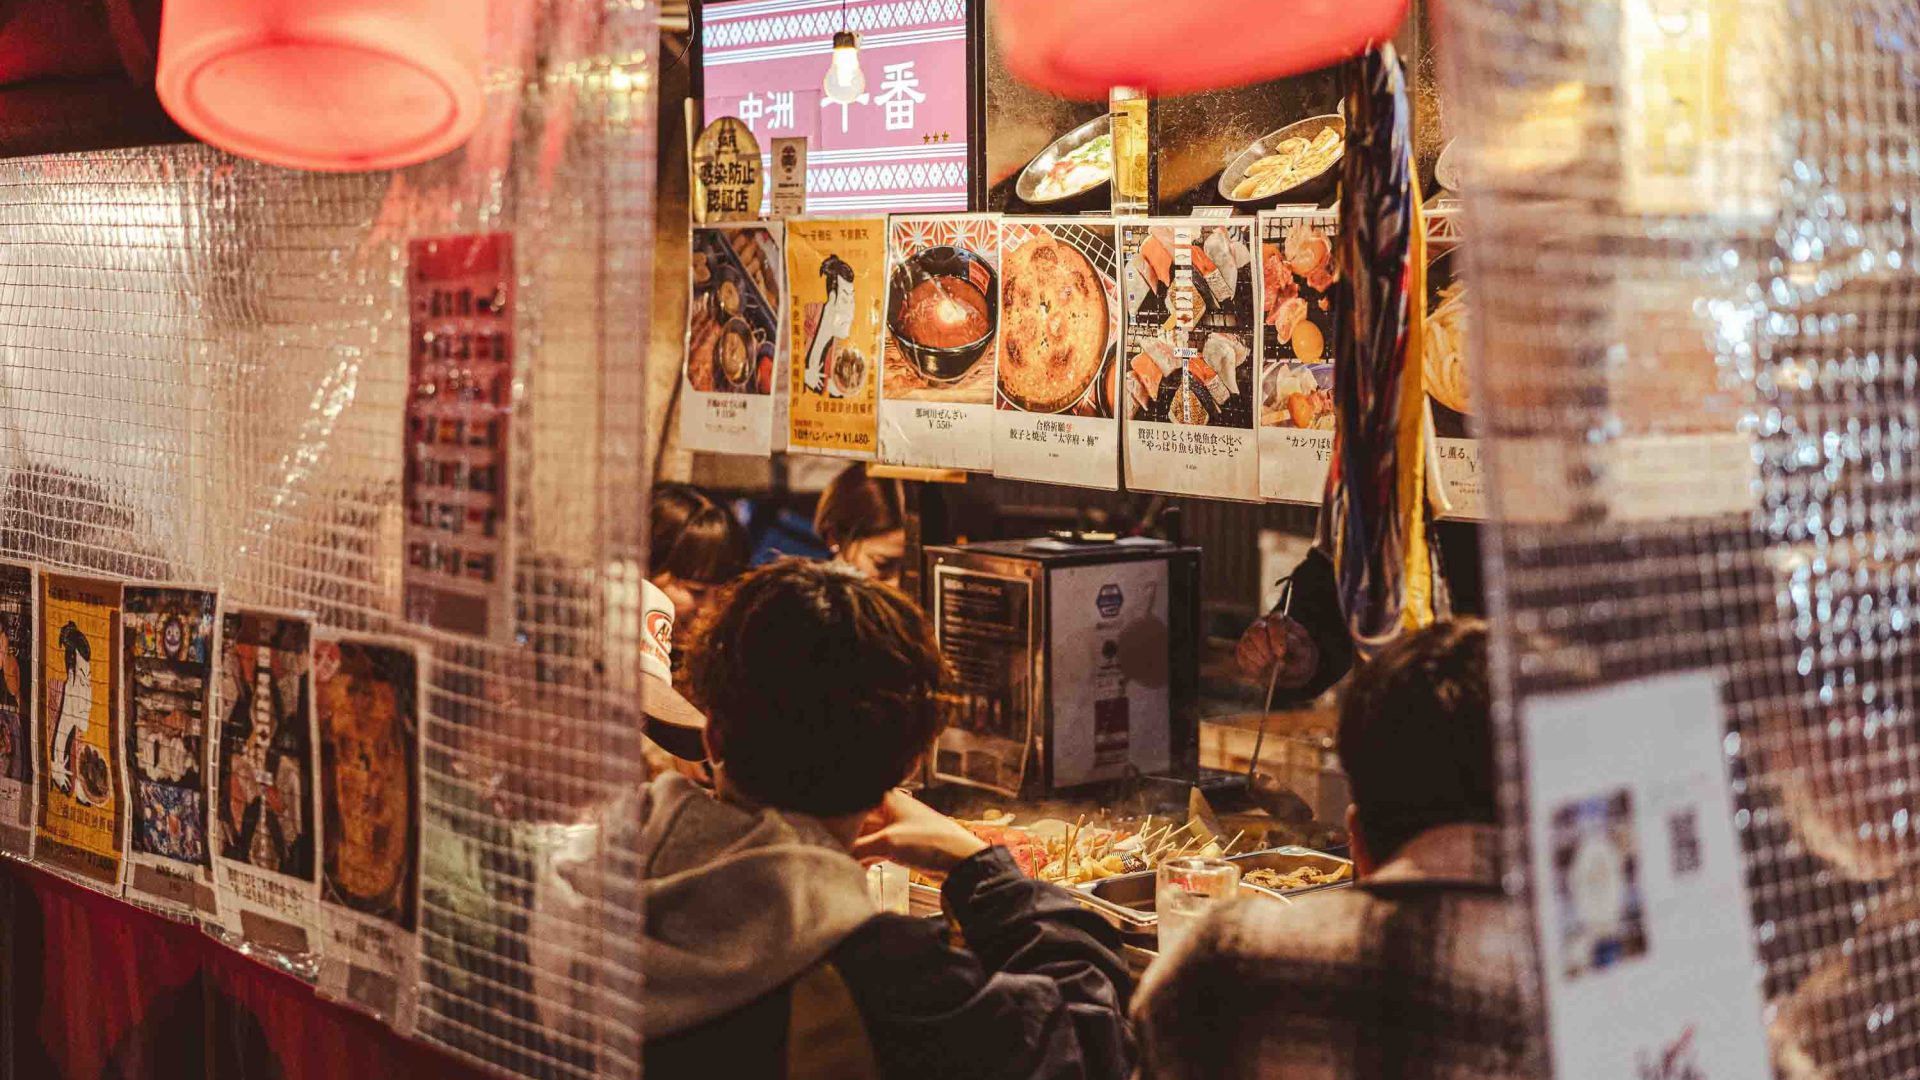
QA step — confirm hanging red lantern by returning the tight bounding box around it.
[156,0,486,172]
[991,0,1408,100]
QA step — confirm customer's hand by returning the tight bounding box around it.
[1235,610,1320,690]
[850,790,989,875]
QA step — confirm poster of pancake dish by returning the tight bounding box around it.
[1121,220,1260,501]
[1256,209,1341,502]
[878,215,999,471]
[991,219,1122,489]
[785,217,885,459]
[684,222,783,455]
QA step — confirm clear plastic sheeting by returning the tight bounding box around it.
[1442,1,1920,1077]
[0,0,655,1076]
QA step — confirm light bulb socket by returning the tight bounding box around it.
[833,31,859,50]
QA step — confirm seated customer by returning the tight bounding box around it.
[1134,619,1538,1080]
[639,559,1134,1080]
[815,463,907,589]
[649,483,749,656]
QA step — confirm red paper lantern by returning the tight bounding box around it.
[992,0,1409,100]
[156,0,486,172]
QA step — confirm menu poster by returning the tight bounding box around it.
[34,574,123,890]
[1121,220,1260,501]
[121,585,219,917]
[1523,673,1770,1080]
[316,635,424,1031]
[1256,209,1340,503]
[1423,208,1484,519]
[929,565,1034,796]
[210,608,319,955]
[684,223,784,455]
[992,219,1122,489]
[404,233,514,641]
[879,215,999,471]
[785,217,885,459]
[0,563,34,857]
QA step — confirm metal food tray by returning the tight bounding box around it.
[1079,846,1353,916]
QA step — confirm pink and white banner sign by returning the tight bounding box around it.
[702,0,971,214]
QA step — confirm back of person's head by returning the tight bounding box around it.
[1337,618,1495,863]
[812,465,903,552]
[688,558,943,817]
[650,484,748,584]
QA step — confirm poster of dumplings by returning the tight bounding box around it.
[683,222,783,455]
[121,584,220,917]
[1257,209,1341,503]
[991,219,1121,489]
[1121,220,1260,501]
[33,573,123,889]
[1424,207,1483,519]
[785,217,884,460]
[0,562,33,858]
[878,215,999,471]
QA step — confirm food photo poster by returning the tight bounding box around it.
[34,573,123,890]
[992,219,1122,489]
[121,585,220,917]
[879,215,999,470]
[786,217,885,459]
[684,222,784,455]
[0,562,34,856]
[1256,209,1340,503]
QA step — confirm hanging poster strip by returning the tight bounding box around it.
[33,574,124,890]
[992,218,1122,489]
[785,216,885,459]
[0,563,34,858]
[120,585,220,916]
[403,233,515,641]
[209,607,321,955]
[1256,209,1340,503]
[878,214,1000,471]
[684,222,784,455]
[1423,206,1485,519]
[1120,219,1260,500]
[315,634,425,1032]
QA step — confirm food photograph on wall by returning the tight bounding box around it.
[1257,209,1341,502]
[683,222,785,454]
[879,214,999,470]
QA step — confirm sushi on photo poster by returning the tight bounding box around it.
[0,561,35,858]
[33,573,124,891]
[314,632,426,1033]
[683,221,785,456]
[209,605,322,956]
[991,218,1122,490]
[1256,208,1341,503]
[120,584,221,917]
[785,216,886,460]
[1120,218,1261,501]
[878,213,1001,471]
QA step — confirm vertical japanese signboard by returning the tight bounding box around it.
[35,574,123,889]
[405,234,514,640]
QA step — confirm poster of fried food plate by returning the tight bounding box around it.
[991,219,1122,489]
[1424,206,1483,519]
[121,585,220,917]
[0,562,35,858]
[209,607,320,956]
[1257,209,1341,503]
[683,221,784,455]
[315,634,424,1032]
[878,215,1000,471]
[785,217,885,459]
[33,574,123,890]
[1121,219,1260,500]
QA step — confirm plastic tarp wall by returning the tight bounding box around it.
[0,1,655,1077]
[1445,1,1920,1077]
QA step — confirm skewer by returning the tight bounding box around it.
[1220,829,1246,857]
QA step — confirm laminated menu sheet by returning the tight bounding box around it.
[1256,209,1340,504]
[0,562,35,858]
[120,585,220,917]
[683,222,784,455]
[34,573,124,890]
[878,214,999,471]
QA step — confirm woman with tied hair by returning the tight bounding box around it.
[813,463,907,590]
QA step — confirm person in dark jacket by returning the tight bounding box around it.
[639,558,1135,1080]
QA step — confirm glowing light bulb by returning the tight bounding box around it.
[822,31,866,104]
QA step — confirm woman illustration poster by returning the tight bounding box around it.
[35,573,122,888]
[785,217,883,458]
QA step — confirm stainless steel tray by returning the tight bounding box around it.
[1079,846,1352,915]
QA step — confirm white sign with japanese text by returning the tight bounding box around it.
[771,137,808,218]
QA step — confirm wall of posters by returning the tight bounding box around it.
[1121,220,1260,500]
[403,233,515,640]
[992,219,1122,489]
[121,585,219,916]
[210,607,320,954]
[879,214,1000,470]
[34,574,123,889]
[1257,209,1340,503]
[0,563,33,856]
[684,222,784,455]
[785,217,885,459]
[316,635,424,1031]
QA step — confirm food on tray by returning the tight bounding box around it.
[728,230,779,307]
[1424,280,1471,414]
[1201,333,1250,399]
[1263,363,1334,430]
[76,742,111,805]
[1169,381,1211,425]
[719,325,752,385]
[1232,124,1344,201]
[832,344,869,397]
[1291,318,1325,363]
[1000,233,1110,411]
[956,813,1247,888]
[1033,133,1114,201]
[1271,296,1309,342]
[1245,863,1352,892]
[899,275,991,349]
[717,278,742,316]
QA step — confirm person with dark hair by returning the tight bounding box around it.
[1133,619,1539,1080]
[814,463,907,589]
[648,483,748,654]
[638,559,1135,1080]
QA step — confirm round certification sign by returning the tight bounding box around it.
[693,117,764,224]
